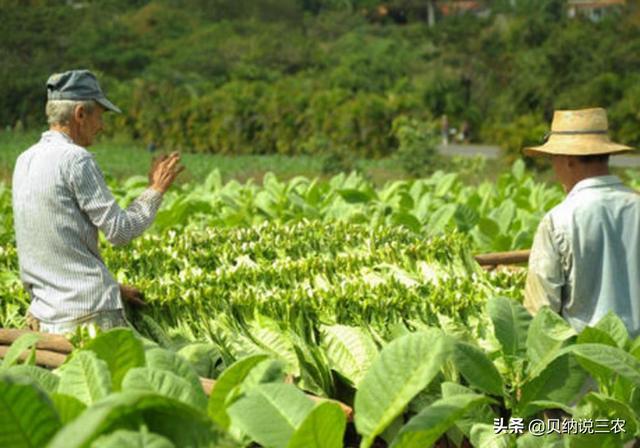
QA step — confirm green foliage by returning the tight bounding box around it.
[0,332,40,369]
[122,367,208,412]
[227,383,315,447]
[83,329,146,390]
[451,342,504,397]
[354,330,451,448]
[287,401,346,448]
[390,393,490,448]
[1,297,640,445]
[321,324,378,387]
[57,351,113,406]
[4,1,639,158]
[5,364,60,394]
[487,296,531,359]
[91,427,176,448]
[46,392,222,448]
[208,354,269,429]
[0,375,61,448]
[392,116,440,177]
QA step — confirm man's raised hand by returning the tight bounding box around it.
[149,152,184,194]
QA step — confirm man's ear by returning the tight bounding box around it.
[73,104,86,122]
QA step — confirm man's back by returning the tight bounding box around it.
[13,130,121,323]
[525,175,640,338]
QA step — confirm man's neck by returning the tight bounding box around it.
[50,124,78,145]
[566,165,610,193]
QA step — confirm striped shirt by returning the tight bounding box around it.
[524,175,640,338]
[12,130,163,324]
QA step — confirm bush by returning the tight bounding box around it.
[392,116,440,177]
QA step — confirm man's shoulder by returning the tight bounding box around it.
[547,182,640,226]
[23,131,92,151]
[52,138,94,162]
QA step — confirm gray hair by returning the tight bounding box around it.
[45,99,96,126]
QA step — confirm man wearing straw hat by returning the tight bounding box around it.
[12,69,183,334]
[523,107,639,338]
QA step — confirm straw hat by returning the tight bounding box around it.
[523,108,633,157]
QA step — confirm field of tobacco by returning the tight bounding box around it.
[1,163,639,447]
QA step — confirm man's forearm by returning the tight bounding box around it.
[103,188,163,246]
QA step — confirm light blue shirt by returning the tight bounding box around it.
[524,175,640,338]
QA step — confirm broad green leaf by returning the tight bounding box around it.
[287,401,346,448]
[574,327,618,386]
[594,312,629,349]
[629,336,640,358]
[144,348,202,395]
[488,297,531,358]
[227,383,315,448]
[380,416,404,446]
[452,341,503,396]
[426,204,456,235]
[292,341,334,398]
[1,333,40,369]
[561,343,640,386]
[0,375,61,448]
[84,328,146,390]
[47,392,220,448]
[494,200,516,234]
[612,374,637,408]
[241,358,287,390]
[390,212,421,233]
[122,367,208,412]
[454,203,480,232]
[512,160,525,181]
[512,230,532,250]
[57,351,112,405]
[248,321,300,376]
[629,336,640,359]
[519,355,586,414]
[337,189,372,204]
[51,393,87,424]
[440,383,497,438]
[177,343,223,379]
[355,330,452,448]
[321,324,378,387]
[390,394,490,448]
[434,173,458,197]
[576,327,617,348]
[441,381,476,397]
[477,217,500,239]
[469,423,514,448]
[5,364,59,394]
[518,400,574,418]
[573,393,639,445]
[526,307,576,375]
[91,428,176,448]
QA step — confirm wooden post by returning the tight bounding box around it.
[474,249,530,266]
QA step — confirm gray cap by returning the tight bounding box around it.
[46,69,122,113]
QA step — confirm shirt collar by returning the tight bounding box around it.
[568,175,623,198]
[41,129,74,144]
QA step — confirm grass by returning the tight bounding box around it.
[0,129,411,186]
[0,129,573,188]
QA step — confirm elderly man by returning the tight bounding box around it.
[523,107,639,339]
[12,69,182,334]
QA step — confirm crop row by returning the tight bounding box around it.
[130,161,561,254]
[0,161,563,253]
[0,222,525,336]
[2,296,639,447]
